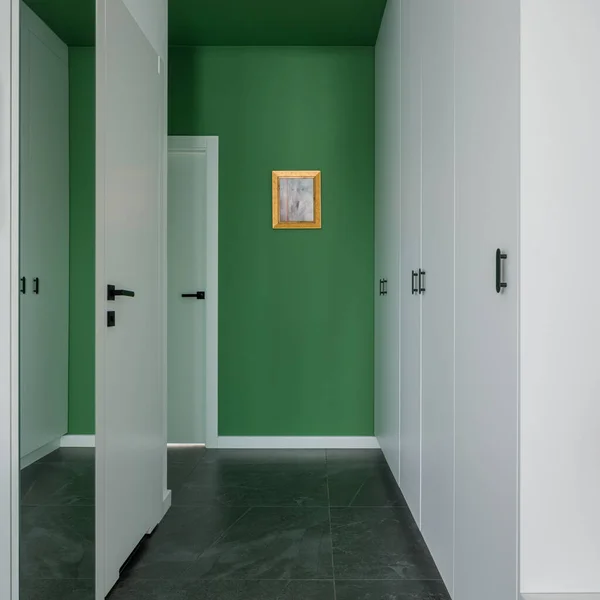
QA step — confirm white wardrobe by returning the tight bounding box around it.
[19,3,69,463]
[375,1,600,599]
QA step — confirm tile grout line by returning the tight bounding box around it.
[325,451,337,600]
[194,506,252,561]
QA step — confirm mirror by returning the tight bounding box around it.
[19,1,95,598]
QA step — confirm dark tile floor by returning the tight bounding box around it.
[20,447,450,600]
[20,448,95,600]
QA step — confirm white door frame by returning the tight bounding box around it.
[167,136,219,448]
[1,0,20,598]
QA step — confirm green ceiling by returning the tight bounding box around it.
[23,0,388,47]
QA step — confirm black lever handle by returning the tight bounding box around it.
[182,291,205,300]
[20,277,26,294]
[419,269,426,294]
[33,277,39,295]
[107,284,135,301]
[411,271,418,295]
[382,279,388,296]
[496,249,507,293]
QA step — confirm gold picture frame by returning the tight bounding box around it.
[272,170,322,229]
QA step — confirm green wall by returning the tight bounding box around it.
[68,47,95,434]
[169,47,375,436]
[67,45,375,436]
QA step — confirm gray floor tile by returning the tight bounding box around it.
[21,461,94,506]
[187,507,333,580]
[331,508,441,581]
[173,463,329,507]
[167,447,206,469]
[327,462,406,507]
[20,505,94,579]
[200,449,327,466]
[326,450,386,466]
[20,578,94,600]
[38,448,95,464]
[110,579,334,600]
[335,580,450,600]
[122,505,248,580]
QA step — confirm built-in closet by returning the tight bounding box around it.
[375,1,600,599]
[19,2,69,464]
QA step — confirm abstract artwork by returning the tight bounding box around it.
[272,171,322,229]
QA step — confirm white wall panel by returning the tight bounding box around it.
[520,0,600,592]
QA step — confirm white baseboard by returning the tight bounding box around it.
[521,594,600,600]
[217,436,380,450]
[60,434,96,448]
[20,437,61,469]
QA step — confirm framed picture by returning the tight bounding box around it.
[272,170,322,229]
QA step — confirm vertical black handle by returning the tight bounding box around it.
[419,269,426,294]
[496,249,507,293]
[411,271,418,295]
[20,277,26,294]
[33,277,39,295]
[379,279,383,296]
[383,279,388,296]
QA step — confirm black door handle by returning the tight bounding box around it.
[182,291,205,300]
[419,269,426,294]
[379,279,383,296]
[496,249,507,293]
[33,277,39,295]
[107,284,135,301]
[411,271,418,295]
[20,277,26,294]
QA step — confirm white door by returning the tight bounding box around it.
[454,1,520,599]
[374,0,402,482]
[95,0,167,595]
[400,0,423,525]
[419,0,455,591]
[19,2,69,460]
[167,138,208,444]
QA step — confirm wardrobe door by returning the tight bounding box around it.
[400,0,423,524]
[375,0,402,480]
[420,0,455,591]
[454,1,520,599]
[19,4,69,458]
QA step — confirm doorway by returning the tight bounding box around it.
[167,136,219,447]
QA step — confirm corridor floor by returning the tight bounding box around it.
[114,448,449,599]
[21,447,451,599]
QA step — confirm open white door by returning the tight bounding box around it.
[1,1,19,598]
[95,0,167,596]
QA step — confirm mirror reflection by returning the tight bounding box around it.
[19,1,95,598]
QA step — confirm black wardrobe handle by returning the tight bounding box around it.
[419,269,426,294]
[411,271,418,295]
[107,285,135,301]
[20,277,26,294]
[33,277,39,295]
[182,291,205,300]
[496,249,508,293]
